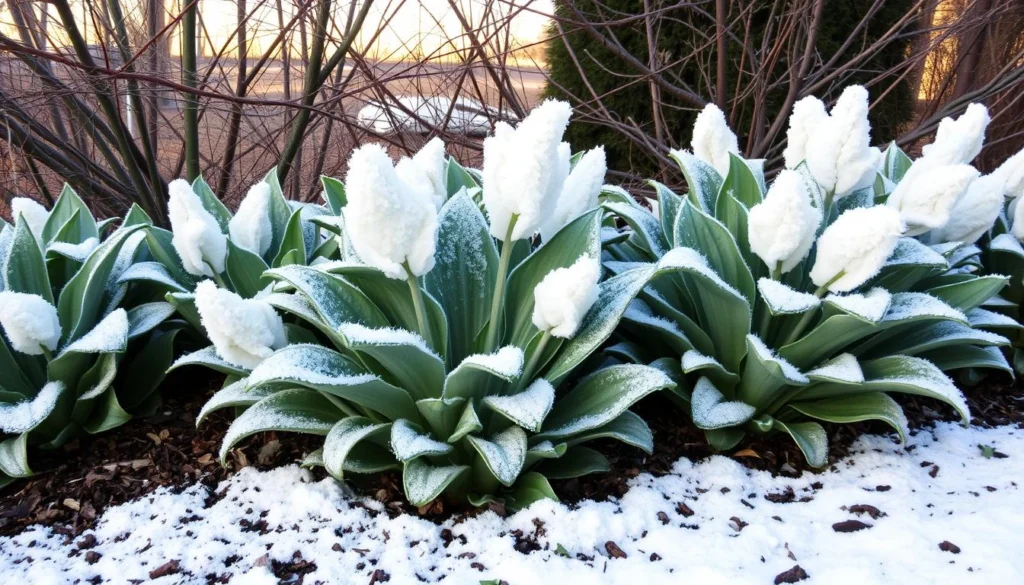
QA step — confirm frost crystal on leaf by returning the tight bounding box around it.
[195,280,287,369]
[457,346,525,379]
[682,350,718,371]
[229,181,273,256]
[0,381,61,434]
[47,237,99,263]
[825,288,892,322]
[810,206,903,292]
[748,334,808,383]
[61,308,128,355]
[882,292,965,324]
[167,179,228,277]
[390,419,452,462]
[247,345,377,387]
[748,170,821,273]
[690,377,756,430]
[467,426,527,486]
[691,104,739,176]
[343,144,438,279]
[757,278,820,314]
[338,323,435,358]
[482,100,572,241]
[806,353,864,383]
[0,291,61,355]
[483,379,555,432]
[532,254,601,339]
[660,248,746,300]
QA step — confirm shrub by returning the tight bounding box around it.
[0,187,179,487]
[180,102,676,509]
[602,87,1014,466]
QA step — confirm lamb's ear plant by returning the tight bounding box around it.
[180,102,674,510]
[0,187,181,487]
[128,169,339,338]
[604,87,1011,467]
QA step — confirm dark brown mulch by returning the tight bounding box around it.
[1,369,1022,541]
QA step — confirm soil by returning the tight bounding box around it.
[1,369,1022,542]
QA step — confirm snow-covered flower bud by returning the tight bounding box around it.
[691,104,739,176]
[344,144,438,279]
[810,206,904,292]
[228,181,273,256]
[532,254,601,339]
[11,197,49,243]
[482,100,572,241]
[167,179,228,278]
[783,96,828,169]
[995,148,1024,201]
[1011,195,1024,241]
[921,103,989,166]
[194,280,287,369]
[805,85,876,198]
[395,137,448,210]
[539,146,607,241]
[0,291,61,355]
[748,170,821,273]
[934,173,1005,244]
[886,160,979,235]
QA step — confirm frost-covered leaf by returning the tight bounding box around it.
[126,302,176,340]
[171,346,250,377]
[415,396,465,440]
[691,377,756,430]
[196,378,276,426]
[917,345,1012,374]
[3,219,51,303]
[0,381,62,434]
[483,378,555,432]
[247,344,422,423]
[561,410,653,454]
[323,417,391,479]
[681,349,740,388]
[789,393,908,444]
[738,335,807,407]
[539,364,673,441]
[0,434,32,479]
[966,308,1023,330]
[467,425,527,487]
[442,346,523,402]
[773,420,828,468]
[218,388,341,464]
[622,300,692,354]
[402,458,469,507]
[448,399,482,443]
[339,323,444,401]
[264,264,388,331]
[673,202,756,308]
[863,321,1008,358]
[668,149,723,212]
[758,278,820,315]
[390,419,452,462]
[928,275,1008,312]
[603,199,668,257]
[805,353,864,383]
[59,308,128,356]
[824,288,891,323]
[424,193,498,365]
[536,446,610,480]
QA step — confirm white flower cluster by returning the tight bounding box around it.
[168,179,228,278]
[748,170,821,274]
[482,100,606,242]
[0,291,61,355]
[532,254,601,338]
[194,280,286,369]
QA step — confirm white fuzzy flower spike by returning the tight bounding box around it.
[482,100,572,241]
[167,179,228,278]
[540,146,607,241]
[11,197,49,243]
[691,104,739,176]
[783,96,828,169]
[805,85,876,198]
[395,137,448,210]
[194,280,287,369]
[921,103,990,166]
[935,173,1006,244]
[0,291,61,355]
[228,181,273,256]
[810,206,904,292]
[532,255,601,338]
[344,144,438,279]
[995,148,1024,201]
[747,170,821,273]
[1011,195,1024,241]
[886,161,979,235]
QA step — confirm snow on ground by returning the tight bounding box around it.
[2,422,1022,584]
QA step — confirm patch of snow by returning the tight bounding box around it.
[0,381,61,434]
[757,278,820,314]
[690,377,756,430]
[456,346,524,379]
[6,423,1020,584]
[339,323,435,357]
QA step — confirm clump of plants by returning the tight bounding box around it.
[180,101,676,508]
[0,188,180,486]
[604,87,1015,466]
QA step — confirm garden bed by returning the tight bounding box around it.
[0,375,1021,583]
